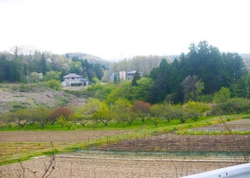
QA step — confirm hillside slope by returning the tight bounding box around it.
[0,84,87,112]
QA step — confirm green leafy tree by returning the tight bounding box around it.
[113,98,133,126]
[46,79,62,90]
[43,70,61,82]
[1,112,15,128]
[30,72,43,83]
[130,78,154,102]
[183,101,211,121]
[105,82,132,104]
[31,107,52,129]
[150,104,164,127]
[213,87,231,103]
[13,109,30,128]
[81,98,102,127]
[173,105,187,123]
[92,102,112,126]
[69,61,82,74]
[163,104,177,122]
[57,116,68,128]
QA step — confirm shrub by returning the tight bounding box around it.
[211,98,250,115]
[48,107,72,124]
[45,80,62,90]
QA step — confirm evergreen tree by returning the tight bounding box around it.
[131,71,141,86]
[40,54,47,75]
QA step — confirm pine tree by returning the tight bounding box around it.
[131,71,141,86]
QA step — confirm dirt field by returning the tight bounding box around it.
[94,133,250,152]
[192,119,250,132]
[0,130,131,167]
[0,130,130,143]
[0,155,236,178]
[0,120,249,178]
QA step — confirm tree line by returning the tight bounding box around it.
[112,41,248,104]
[0,99,211,130]
[2,91,250,130]
[0,46,107,83]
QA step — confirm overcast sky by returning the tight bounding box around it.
[0,0,249,60]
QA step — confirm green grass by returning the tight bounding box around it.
[0,114,244,132]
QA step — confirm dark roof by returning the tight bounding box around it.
[127,71,142,74]
[63,73,82,78]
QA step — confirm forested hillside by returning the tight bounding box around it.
[147,41,248,103]
[0,46,179,84]
[0,47,110,83]
[103,41,249,104]
[1,41,250,131]
[0,41,249,106]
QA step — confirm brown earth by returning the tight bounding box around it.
[192,119,250,132]
[0,155,236,178]
[0,130,131,169]
[0,130,247,178]
[0,130,130,143]
[94,133,250,153]
[0,116,249,177]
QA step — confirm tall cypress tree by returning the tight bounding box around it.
[131,71,141,86]
[40,54,47,76]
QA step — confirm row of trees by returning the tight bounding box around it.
[0,99,211,130]
[110,55,168,76]
[2,85,250,130]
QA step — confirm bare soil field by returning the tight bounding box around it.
[0,155,236,178]
[192,119,250,132]
[94,133,250,153]
[0,130,130,143]
[0,120,249,177]
[0,130,131,166]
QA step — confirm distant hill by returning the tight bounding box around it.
[66,52,101,60]
[66,52,112,69]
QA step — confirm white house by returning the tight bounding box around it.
[61,73,89,87]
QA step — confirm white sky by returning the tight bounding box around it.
[0,0,249,60]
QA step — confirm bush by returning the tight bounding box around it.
[84,83,115,101]
[45,80,62,90]
[211,98,250,115]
